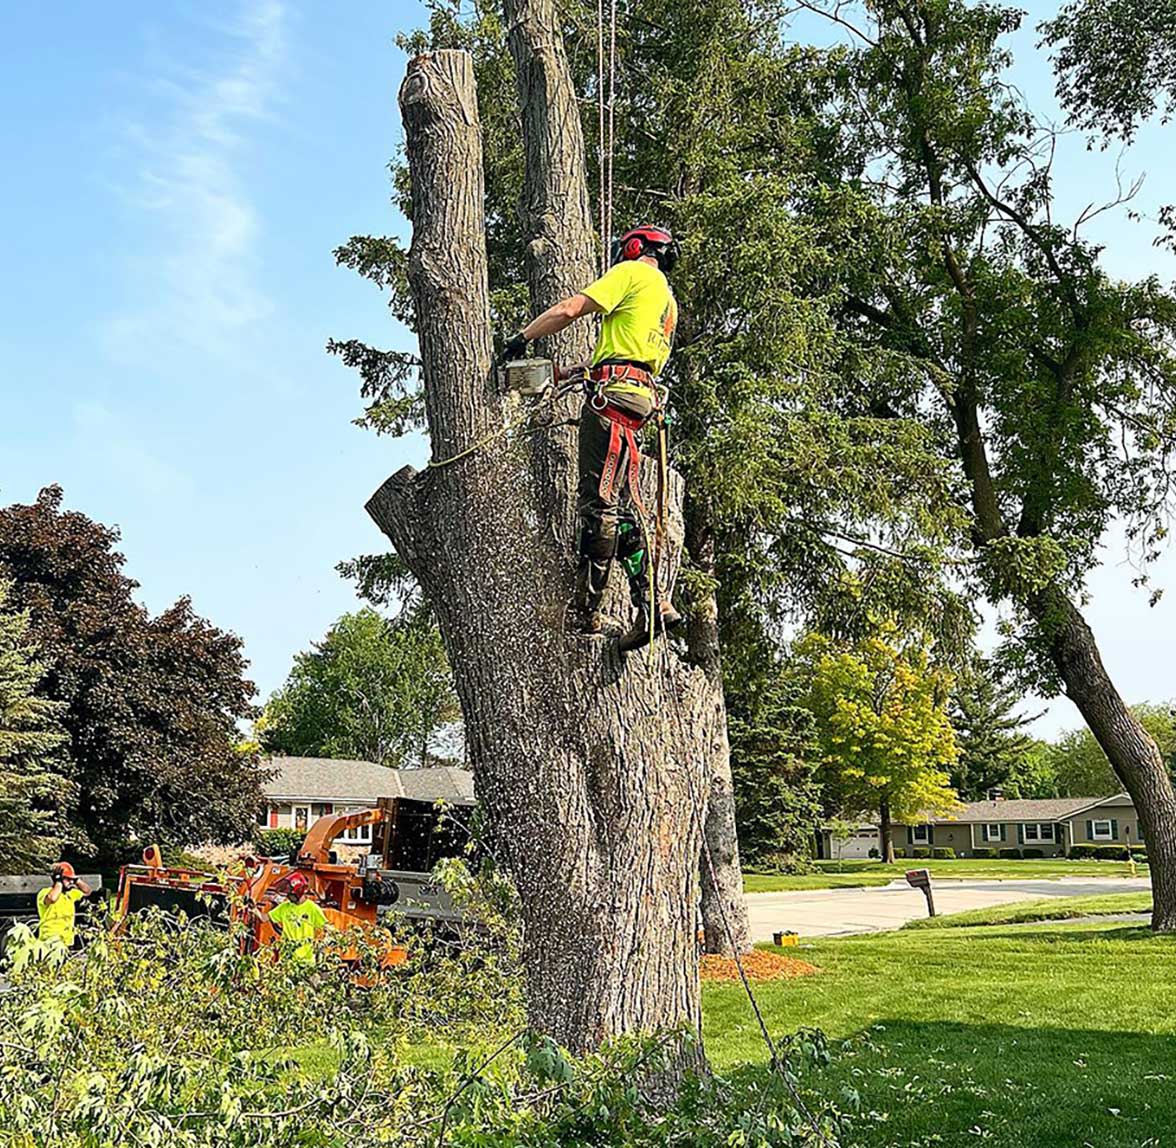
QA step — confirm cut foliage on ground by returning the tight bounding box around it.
[705,921,1176,1147]
[700,950,819,982]
[902,891,1152,930]
[744,857,1148,892]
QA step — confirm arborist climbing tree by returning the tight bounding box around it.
[501,225,683,651]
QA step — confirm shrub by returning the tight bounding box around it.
[254,827,305,859]
[971,848,997,859]
[1020,848,1044,859]
[1068,844,1096,859]
[0,901,854,1146]
[893,847,906,858]
[1094,844,1130,861]
[868,847,880,859]
[1130,845,1148,860]
[999,848,1022,860]
[910,847,931,859]
[931,847,955,859]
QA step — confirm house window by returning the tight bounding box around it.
[1023,824,1054,843]
[984,823,1003,842]
[911,825,930,844]
[1092,819,1114,841]
[256,805,270,828]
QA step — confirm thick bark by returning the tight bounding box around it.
[503,0,598,555]
[505,0,747,957]
[372,50,711,1055]
[1030,589,1176,931]
[684,501,751,956]
[879,796,895,865]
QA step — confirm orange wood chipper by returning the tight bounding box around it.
[114,796,474,965]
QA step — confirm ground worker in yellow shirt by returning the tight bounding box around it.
[263,871,328,967]
[501,225,683,651]
[37,862,92,949]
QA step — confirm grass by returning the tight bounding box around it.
[744,856,1148,892]
[903,890,1153,930]
[703,920,1176,1147]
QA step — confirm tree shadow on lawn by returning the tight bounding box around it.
[725,1018,1176,1148]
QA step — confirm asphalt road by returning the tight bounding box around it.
[746,876,1154,941]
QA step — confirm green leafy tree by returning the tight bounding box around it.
[799,628,961,863]
[0,488,262,863]
[263,606,461,768]
[1002,738,1061,800]
[1042,0,1176,141]
[787,0,1176,928]
[949,658,1035,799]
[0,580,71,873]
[1048,703,1176,797]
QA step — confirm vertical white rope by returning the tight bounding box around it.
[606,0,618,263]
[597,0,607,274]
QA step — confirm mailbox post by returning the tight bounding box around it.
[906,868,936,918]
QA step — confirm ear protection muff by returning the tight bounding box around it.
[612,226,678,269]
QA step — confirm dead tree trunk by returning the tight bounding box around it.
[369,49,712,1057]
[685,502,751,956]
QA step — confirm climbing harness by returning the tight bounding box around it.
[596,405,648,518]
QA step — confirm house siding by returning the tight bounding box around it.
[1066,801,1141,847]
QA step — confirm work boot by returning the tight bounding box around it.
[574,559,612,636]
[618,602,684,653]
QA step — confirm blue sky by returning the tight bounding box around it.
[1,1,1172,738]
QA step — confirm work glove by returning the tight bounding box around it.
[500,332,528,364]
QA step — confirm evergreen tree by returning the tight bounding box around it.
[949,659,1034,800]
[0,579,71,874]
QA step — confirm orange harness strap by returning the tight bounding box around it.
[597,405,648,518]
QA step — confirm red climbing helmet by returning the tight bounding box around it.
[286,872,310,897]
[612,225,679,273]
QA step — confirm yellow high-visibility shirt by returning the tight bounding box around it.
[269,898,328,966]
[582,260,678,398]
[37,887,82,947]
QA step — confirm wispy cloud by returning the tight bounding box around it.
[99,1,286,365]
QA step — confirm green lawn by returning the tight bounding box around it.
[744,856,1148,892]
[903,890,1152,930]
[703,921,1176,1147]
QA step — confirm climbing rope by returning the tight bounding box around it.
[653,637,839,1148]
[596,0,619,271]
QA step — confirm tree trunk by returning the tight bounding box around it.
[879,796,895,864]
[370,49,712,1057]
[685,501,751,956]
[1030,588,1176,931]
[950,386,1176,931]
[505,0,747,958]
[503,0,598,557]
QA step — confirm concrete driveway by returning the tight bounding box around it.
[747,876,1153,941]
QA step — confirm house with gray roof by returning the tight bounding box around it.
[820,792,1142,859]
[259,756,473,847]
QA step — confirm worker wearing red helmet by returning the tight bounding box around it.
[37,862,93,949]
[265,871,328,966]
[502,225,684,650]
